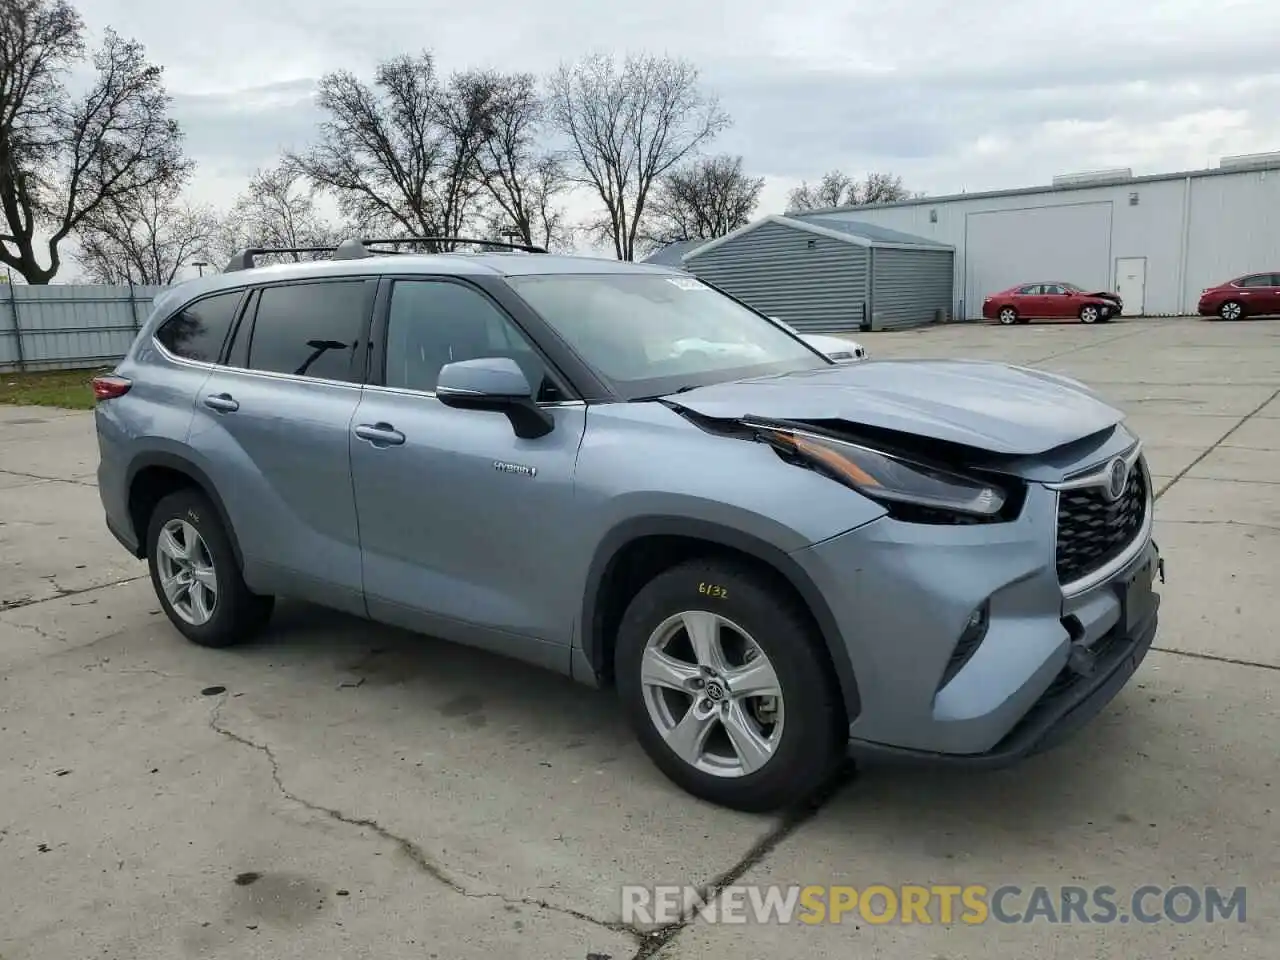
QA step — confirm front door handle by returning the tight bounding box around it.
[204,393,239,413]
[354,422,406,446]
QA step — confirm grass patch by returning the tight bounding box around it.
[0,367,107,410]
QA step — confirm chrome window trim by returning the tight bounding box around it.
[155,336,587,407]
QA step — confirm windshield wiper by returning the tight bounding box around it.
[630,384,700,403]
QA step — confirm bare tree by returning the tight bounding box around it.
[0,0,189,282]
[475,72,571,250]
[290,53,505,250]
[219,162,343,264]
[75,177,218,284]
[786,170,919,212]
[547,53,730,261]
[641,154,762,250]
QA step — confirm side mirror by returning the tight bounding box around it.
[436,357,554,439]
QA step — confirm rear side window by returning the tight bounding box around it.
[246,281,367,382]
[1237,275,1270,287]
[155,290,244,363]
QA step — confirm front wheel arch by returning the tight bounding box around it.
[580,517,861,723]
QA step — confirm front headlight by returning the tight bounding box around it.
[757,426,1008,520]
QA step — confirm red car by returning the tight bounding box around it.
[1197,272,1280,321]
[982,282,1122,325]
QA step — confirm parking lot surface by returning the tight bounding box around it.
[1,316,1276,959]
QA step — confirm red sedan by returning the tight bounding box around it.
[982,282,1122,325]
[1197,272,1280,320]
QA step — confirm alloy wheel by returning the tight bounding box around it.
[155,518,219,626]
[640,610,785,778]
[1220,301,1243,321]
[998,308,1017,325]
[1080,306,1100,323]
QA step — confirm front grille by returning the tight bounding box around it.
[1055,457,1148,585]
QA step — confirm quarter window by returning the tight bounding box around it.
[246,281,368,382]
[384,280,555,399]
[155,290,244,364]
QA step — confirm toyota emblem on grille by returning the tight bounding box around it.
[1104,457,1129,501]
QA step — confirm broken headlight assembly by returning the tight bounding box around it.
[753,424,1018,524]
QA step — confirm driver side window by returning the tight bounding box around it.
[384,279,558,400]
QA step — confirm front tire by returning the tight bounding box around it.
[146,488,274,648]
[1079,305,1101,324]
[1219,300,1244,321]
[615,559,844,812]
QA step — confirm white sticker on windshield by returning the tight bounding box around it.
[665,277,708,291]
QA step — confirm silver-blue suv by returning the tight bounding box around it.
[93,237,1163,812]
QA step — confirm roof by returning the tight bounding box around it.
[790,215,952,248]
[641,239,702,266]
[683,214,953,261]
[170,252,679,302]
[791,158,1280,216]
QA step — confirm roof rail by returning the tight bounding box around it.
[360,236,549,254]
[222,246,340,273]
[221,236,548,274]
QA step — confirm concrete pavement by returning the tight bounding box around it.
[1,316,1276,959]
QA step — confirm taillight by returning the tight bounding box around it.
[91,374,132,401]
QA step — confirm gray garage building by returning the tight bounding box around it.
[792,152,1280,319]
[666,215,955,333]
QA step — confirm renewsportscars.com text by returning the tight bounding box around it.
[621,884,1248,926]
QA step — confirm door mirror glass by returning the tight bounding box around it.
[437,356,533,401]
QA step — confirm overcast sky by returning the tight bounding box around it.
[71,0,1280,251]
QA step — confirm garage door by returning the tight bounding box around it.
[964,203,1112,318]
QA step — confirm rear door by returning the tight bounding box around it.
[349,276,587,660]
[1015,284,1045,317]
[187,277,376,614]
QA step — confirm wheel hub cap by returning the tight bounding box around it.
[640,610,785,779]
[156,518,218,627]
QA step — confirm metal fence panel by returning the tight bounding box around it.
[0,283,168,372]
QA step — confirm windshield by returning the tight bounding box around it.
[506,273,829,399]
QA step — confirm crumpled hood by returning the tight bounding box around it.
[666,359,1126,455]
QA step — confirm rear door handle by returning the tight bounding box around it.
[204,393,239,413]
[354,422,405,446]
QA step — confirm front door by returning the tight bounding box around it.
[349,277,587,663]
[1039,283,1072,318]
[1115,258,1146,315]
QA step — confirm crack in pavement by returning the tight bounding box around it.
[0,467,96,487]
[4,620,61,643]
[206,695,642,943]
[0,574,147,611]
[1028,325,1154,365]
[1153,387,1280,502]
[631,767,855,960]
[1151,647,1279,672]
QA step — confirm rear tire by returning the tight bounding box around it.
[1219,300,1244,321]
[997,306,1019,325]
[145,489,274,648]
[615,558,844,812]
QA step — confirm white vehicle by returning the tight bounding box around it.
[771,319,868,363]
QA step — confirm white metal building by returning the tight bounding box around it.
[795,153,1280,319]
